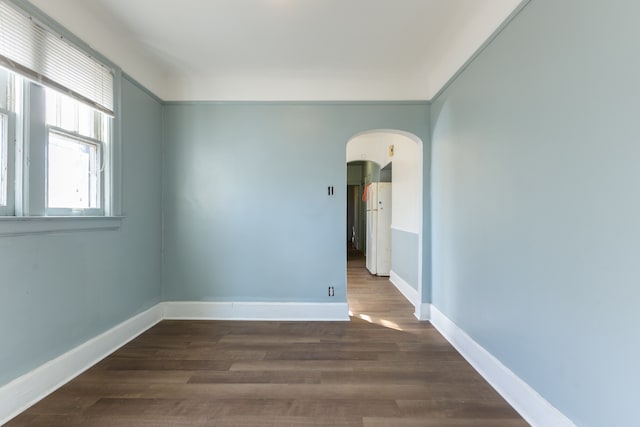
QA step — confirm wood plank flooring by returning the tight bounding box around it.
[6,253,527,426]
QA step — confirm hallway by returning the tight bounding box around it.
[6,259,526,426]
[347,250,422,332]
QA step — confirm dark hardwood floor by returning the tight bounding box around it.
[6,252,527,426]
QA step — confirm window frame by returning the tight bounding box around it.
[0,108,15,216]
[45,126,104,216]
[16,80,116,218]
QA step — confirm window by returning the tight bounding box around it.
[47,131,101,212]
[0,2,118,220]
[0,112,8,206]
[0,67,15,216]
[45,88,109,215]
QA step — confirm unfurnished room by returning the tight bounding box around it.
[0,1,637,426]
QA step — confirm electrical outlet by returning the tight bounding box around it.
[328,286,335,297]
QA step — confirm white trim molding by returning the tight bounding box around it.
[389,270,418,306]
[0,300,350,424]
[0,304,163,426]
[414,303,431,321]
[389,271,431,321]
[429,305,576,427]
[162,301,350,321]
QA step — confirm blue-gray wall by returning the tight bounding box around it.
[391,229,419,291]
[430,0,640,425]
[162,103,430,303]
[0,76,163,386]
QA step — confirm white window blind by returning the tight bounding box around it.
[0,1,114,115]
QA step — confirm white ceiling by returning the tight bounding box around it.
[29,0,522,101]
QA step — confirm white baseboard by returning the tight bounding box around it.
[162,301,350,321]
[0,304,163,426]
[429,305,575,427]
[389,271,430,321]
[1,299,575,427]
[414,302,431,321]
[389,270,419,306]
[0,299,349,425]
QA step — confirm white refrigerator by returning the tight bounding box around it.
[366,182,392,276]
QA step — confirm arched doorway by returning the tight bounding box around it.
[346,130,424,318]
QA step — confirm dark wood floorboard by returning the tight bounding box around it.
[6,251,527,426]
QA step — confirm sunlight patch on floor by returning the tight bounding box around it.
[348,310,404,331]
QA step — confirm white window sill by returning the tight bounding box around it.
[0,216,124,237]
